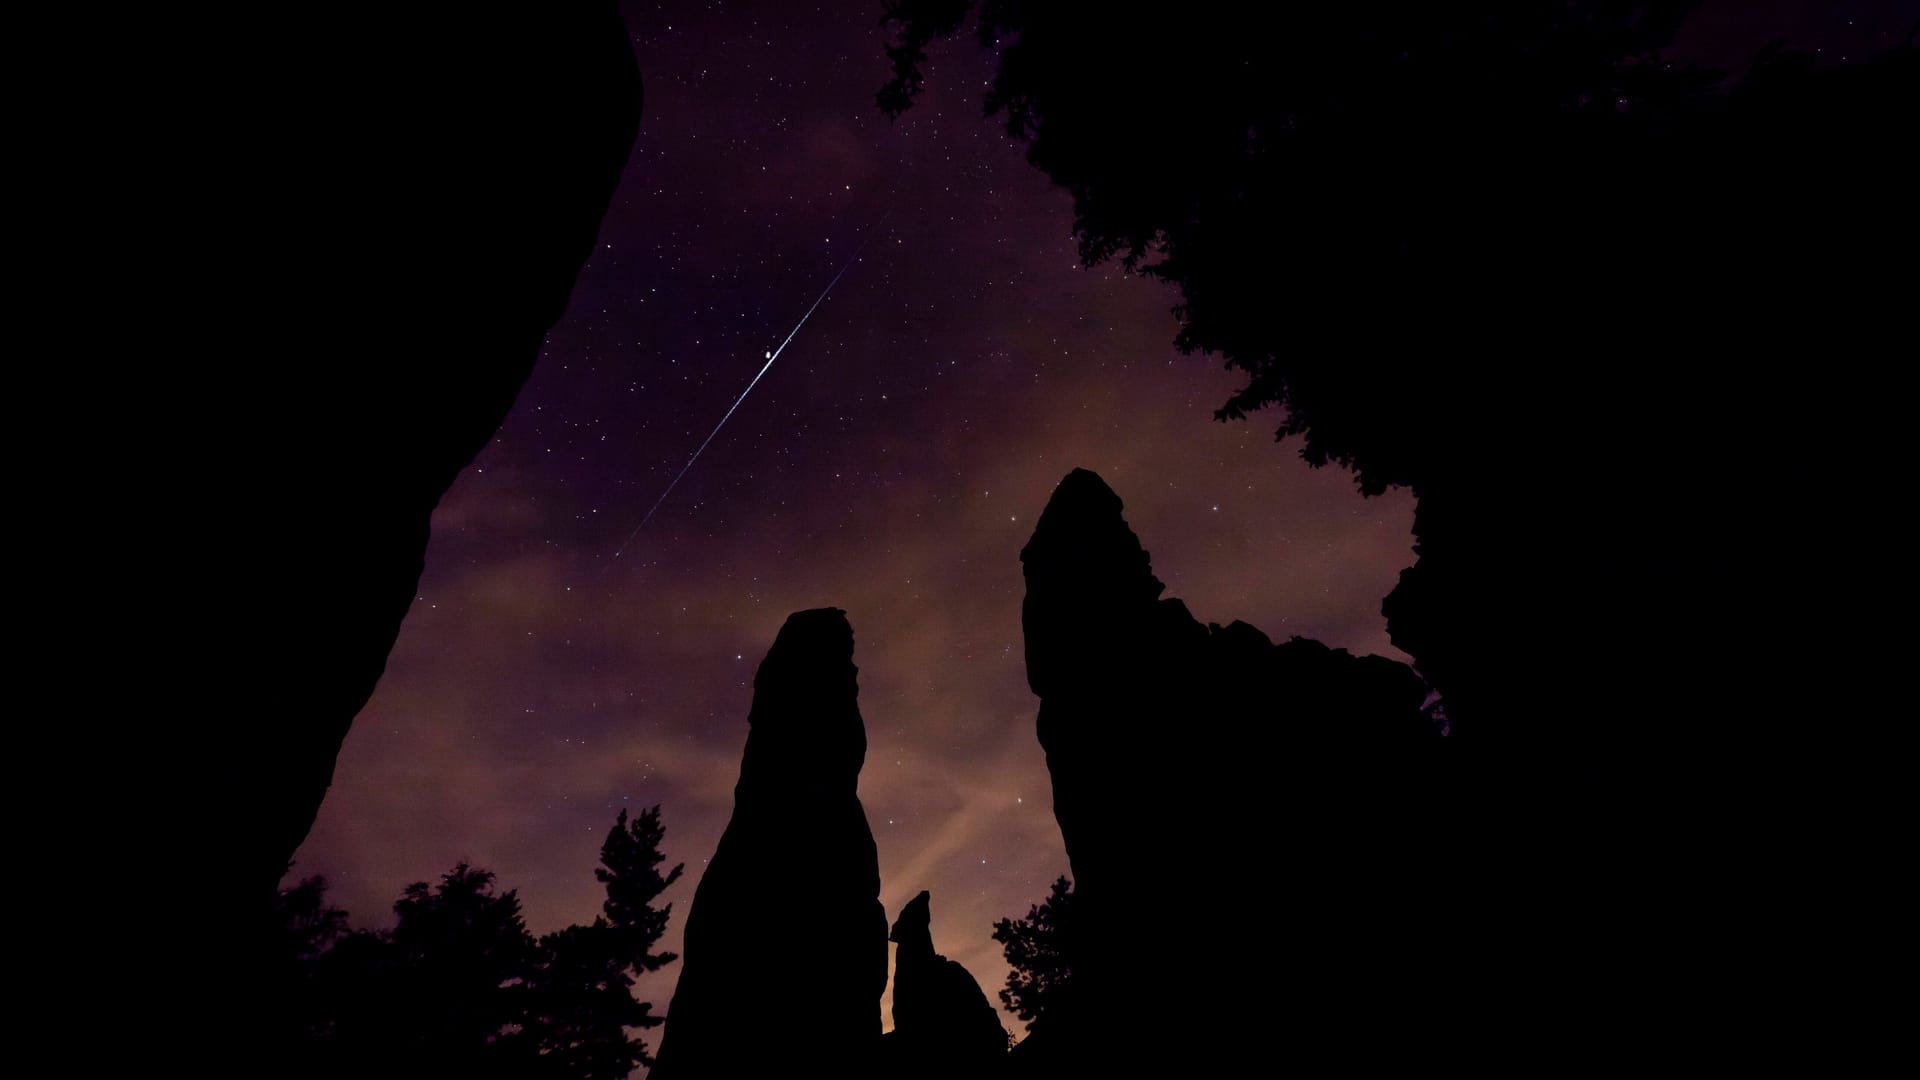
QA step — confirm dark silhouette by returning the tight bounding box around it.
[882,891,1008,1076]
[268,875,353,1056]
[990,876,1074,1032]
[883,6,1915,1067]
[122,5,648,1066]
[142,6,648,1066]
[651,609,889,1078]
[1018,469,1442,1072]
[521,806,684,1077]
[101,3,1909,1072]
[320,864,539,1076]
[276,807,680,1080]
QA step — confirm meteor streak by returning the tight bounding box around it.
[614,210,891,556]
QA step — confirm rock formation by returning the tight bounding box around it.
[157,2,643,909]
[879,20,1917,1067]
[1018,469,1444,1073]
[883,891,1007,1077]
[134,5,644,1068]
[215,0,645,910]
[651,609,889,1078]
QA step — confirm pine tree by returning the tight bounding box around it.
[991,875,1076,1030]
[520,806,686,1077]
[597,806,684,973]
[280,807,683,1080]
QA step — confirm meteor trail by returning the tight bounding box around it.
[614,210,891,556]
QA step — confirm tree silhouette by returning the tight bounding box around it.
[280,807,682,1079]
[521,807,686,1077]
[990,875,1075,1030]
[268,873,351,1052]
[308,863,535,1075]
[596,806,684,970]
[878,1,1723,492]
[521,922,655,1079]
[275,873,351,961]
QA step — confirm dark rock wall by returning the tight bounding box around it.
[117,5,646,1069]
[1020,469,1444,1072]
[153,5,647,925]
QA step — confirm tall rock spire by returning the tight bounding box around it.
[651,609,888,1077]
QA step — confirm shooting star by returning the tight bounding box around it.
[614,210,891,557]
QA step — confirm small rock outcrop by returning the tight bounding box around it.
[883,891,1006,1077]
[651,609,888,1078]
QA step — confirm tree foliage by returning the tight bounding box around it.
[523,806,686,1077]
[275,872,350,962]
[277,807,684,1079]
[878,2,1914,498]
[990,875,1075,1029]
[596,805,684,974]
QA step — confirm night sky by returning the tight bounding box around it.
[289,0,1905,1044]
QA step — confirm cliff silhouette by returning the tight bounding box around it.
[1018,469,1446,1073]
[138,4,647,1070]
[224,0,644,915]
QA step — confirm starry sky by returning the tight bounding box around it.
[290,0,1906,1047]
